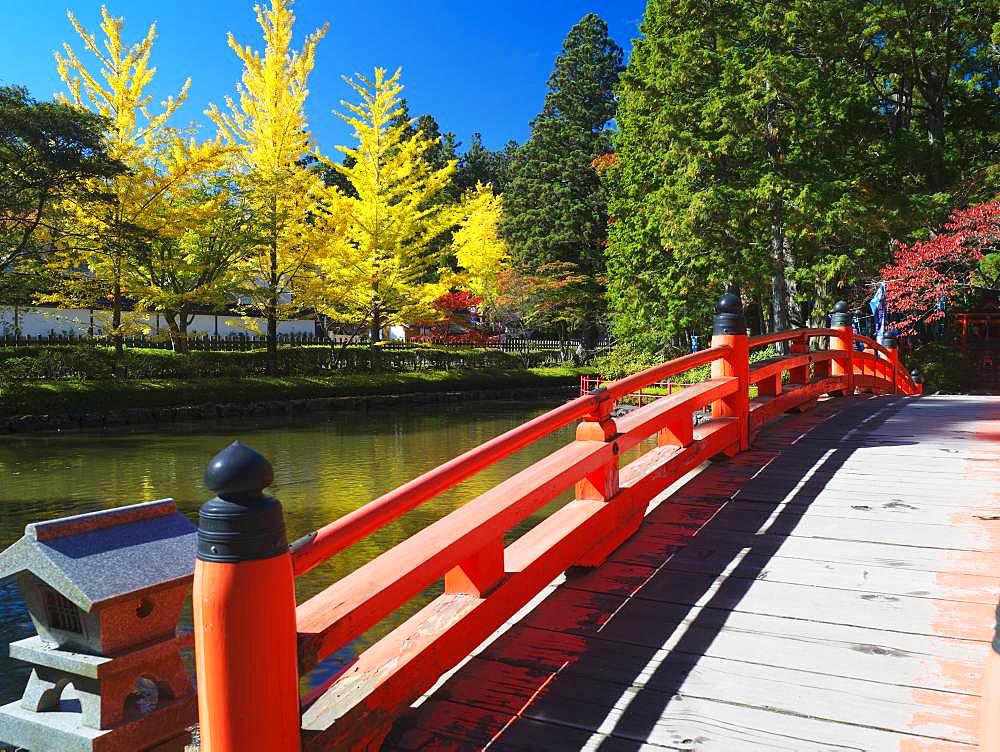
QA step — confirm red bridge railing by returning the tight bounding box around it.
[579,374,690,407]
[190,295,920,752]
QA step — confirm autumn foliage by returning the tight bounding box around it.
[881,202,1000,335]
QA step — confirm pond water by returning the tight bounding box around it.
[0,396,612,702]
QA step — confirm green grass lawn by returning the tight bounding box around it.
[0,367,584,417]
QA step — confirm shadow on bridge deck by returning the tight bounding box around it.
[383,394,1000,751]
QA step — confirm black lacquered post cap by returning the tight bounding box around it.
[198,441,287,563]
[910,368,923,385]
[830,300,851,327]
[204,441,274,501]
[712,291,747,336]
[879,328,899,349]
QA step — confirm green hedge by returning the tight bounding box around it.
[0,368,583,417]
[593,342,780,383]
[0,344,566,380]
[902,340,974,394]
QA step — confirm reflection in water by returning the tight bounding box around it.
[0,397,619,702]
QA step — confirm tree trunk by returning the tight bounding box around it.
[925,104,946,195]
[370,306,382,343]
[267,306,278,374]
[770,221,790,346]
[369,304,382,372]
[112,276,123,358]
[179,314,193,352]
[164,312,186,354]
[267,237,279,376]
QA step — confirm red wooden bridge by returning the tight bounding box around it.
[191,296,1000,752]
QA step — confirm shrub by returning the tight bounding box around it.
[903,340,974,394]
[592,341,779,384]
[0,344,567,381]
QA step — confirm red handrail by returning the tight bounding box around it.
[602,346,728,400]
[291,344,730,576]
[748,327,842,348]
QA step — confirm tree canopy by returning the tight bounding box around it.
[0,86,121,277]
[606,0,1000,354]
[501,13,623,345]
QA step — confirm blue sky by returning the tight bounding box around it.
[2,1,646,154]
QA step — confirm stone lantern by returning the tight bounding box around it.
[0,499,198,752]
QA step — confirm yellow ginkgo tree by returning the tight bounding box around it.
[50,6,224,355]
[207,0,333,374]
[315,67,460,343]
[451,183,508,312]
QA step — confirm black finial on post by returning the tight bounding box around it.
[197,441,288,563]
[830,300,851,327]
[909,368,923,385]
[712,290,746,336]
[204,441,274,502]
[879,328,899,349]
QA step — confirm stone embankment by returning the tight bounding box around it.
[1,386,575,433]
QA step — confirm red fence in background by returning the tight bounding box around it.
[579,375,690,407]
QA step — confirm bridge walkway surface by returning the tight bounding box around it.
[382,394,1000,751]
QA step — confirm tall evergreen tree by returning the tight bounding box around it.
[501,14,623,345]
[607,0,1000,353]
[606,1,883,349]
[855,1,1000,229]
[455,133,518,195]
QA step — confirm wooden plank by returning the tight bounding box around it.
[428,654,979,748]
[567,553,998,606]
[385,700,674,752]
[644,506,996,551]
[507,589,988,694]
[720,498,1000,527]
[630,522,1000,577]
[393,661,976,751]
[623,571,994,642]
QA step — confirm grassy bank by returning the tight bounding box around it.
[0,367,582,417]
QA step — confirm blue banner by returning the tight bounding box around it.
[869,283,887,340]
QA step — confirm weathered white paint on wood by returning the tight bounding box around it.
[384,395,1000,752]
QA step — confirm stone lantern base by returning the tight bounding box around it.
[0,635,196,752]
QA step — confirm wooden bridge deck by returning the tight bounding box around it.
[382,394,1000,751]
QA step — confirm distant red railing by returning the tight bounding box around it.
[579,374,690,407]
[191,296,921,752]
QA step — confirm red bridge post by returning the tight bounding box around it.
[710,291,750,452]
[829,301,854,397]
[193,442,300,752]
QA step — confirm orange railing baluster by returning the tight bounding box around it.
[194,443,300,752]
[710,292,750,452]
[830,301,855,397]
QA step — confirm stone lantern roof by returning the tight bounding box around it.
[0,499,197,612]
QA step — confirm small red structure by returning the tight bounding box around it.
[956,311,999,386]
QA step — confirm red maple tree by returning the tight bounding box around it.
[433,290,483,317]
[426,290,484,342]
[880,201,1000,335]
